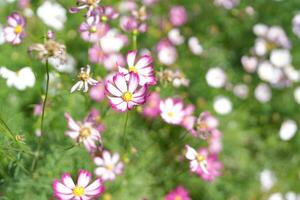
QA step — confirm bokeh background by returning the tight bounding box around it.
[0,0,300,199]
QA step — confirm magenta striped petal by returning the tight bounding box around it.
[135,55,153,69]
[113,73,127,93]
[126,50,137,67]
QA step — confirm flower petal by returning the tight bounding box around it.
[128,73,139,93]
[126,50,137,67]
[113,73,127,93]
[77,170,91,188]
[52,180,72,194]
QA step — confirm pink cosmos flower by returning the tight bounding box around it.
[169,6,187,27]
[79,16,108,42]
[185,145,209,174]
[143,92,161,118]
[105,72,148,112]
[99,6,119,22]
[53,170,104,200]
[181,104,196,132]
[208,129,223,154]
[194,111,219,139]
[157,39,177,66]
[65,112,102,153]
[119,50,156,86]
[94,150,124,181]
[69,0,101,16]
[196,148,223,182]
[165,186,191,200]
[4,12,26,45]
[120,16,147,33]
[89,82,105,102]
[160,98,185,125]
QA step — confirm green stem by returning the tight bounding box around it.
[133,32,138,50]
[31,58,49,172]
[122,112,129,149]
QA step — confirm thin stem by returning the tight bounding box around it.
[132,32,138,50]
[31,58,50,172]
[122,111,129,149]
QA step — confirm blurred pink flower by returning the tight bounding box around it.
[99,6,119,22]
[94,150,124,181]
[119,50,156,86]
[33,103,42,116]
[165,186,191,200]
[53,170,104,200]
[79,16,108,42]
[120,16,147,33]
[208,129,223,154]
[194,111,219,139]
[169,6,187,27]
[157,39,177,66]
[90,82,105,102]
[143,92,161,118]
[181,104,196,132]
[4,12,26,45]
[105,72,148,112]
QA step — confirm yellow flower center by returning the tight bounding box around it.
[198,121,208,130]
[78,71,89,81]
[129,66,138,73]
[122,92,133,102]
[101,15,108,22]
[196,153,204,163]
[167,112,174,118]
[73,186,85,197]
[175,196,182,200]
[80,127,91,139]
[106,164,114,171]
[14,25,22,34]
[87,0,97,5]
[90,26,97,33]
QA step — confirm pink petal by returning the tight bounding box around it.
[126,50,137,67]
[77,170,91,188]
[135,55,153,69]
[52,180,72,194]
[64,113,80,131]
[133,85,147,98]
[85,179,104,195]
[61,173,75,189]
[54,193,74,200]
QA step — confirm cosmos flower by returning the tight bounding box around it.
[160,98,185,125]
[100,29,128,53]
[105,72,148,112]
[181,104,196,132]
[69,0,101,16]
[79,16,108,43]
[120,16,147,33]
[3,12,26,45]
[260,169,276,191]
[185,145,209,174]
[99,6,119,22]
[0,66,35,90]
[165,186,191,200]
[208,129,223,154]
[214,0,240,9]
[37,1,66,31]
[70,65,98,93]
[53,170,104,200]
[142,92,161,118]
[157,39,177,66]
[65,112,102,153]
[118,50,156,86]
[205,67,227,88]
[169,6,187,27]
[168,28,184,45]
[94,150,124,181]
[254,83,272,103]
[90,82,105,102]
[194,111,219,139]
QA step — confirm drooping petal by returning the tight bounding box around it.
[65,131,80,139]
[70,81,83,93]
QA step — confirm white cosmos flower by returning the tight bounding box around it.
[213,96,232,115]
[160,98,185,125]
[254,83,271,103]
[270,49,291,68]
[168,28,184,45]
[284,65,300,82]
[70,65,98,93]
[0,66,35,90]
[254,38,267,56]
[260,169,276,191]
[37,1,67,30]
[253,23,268,37]
[185,145,208,174]
[292,13,300,38]
[188,37,203,56]
[100,29,127,53]
[268,193,284,200]
[294,87,300,104]
[279,119,297,141]
[94,151,124,181]
[158,46,177,66]
[206,67,227,88]
[257,61,281,84]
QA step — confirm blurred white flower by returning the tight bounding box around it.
[241,55,258,73]
[49,54,76,73]
[213,96,232,115]
[24,8,34,18]
[233,84,248,99]
[188,37,203,55]
[253,24,268,37]
[284,66,300,82]
[279,119,297,141]
[270,49,291,68]
[214,0,239,9]
[267,26,291,49]
[268,193,284,200]
[257,61,281,84]
[294,87,300,104]
[158,46,177,66]
[260,169,276,191]
[0,66,35,90]
[37,1,67,30]
[206,67,227,88]
[168,28,184,45]
[292,13,300,38]
[100,29,127,53]
[0,24,5,45]
[254,38,267,56]
[254,83,271,103]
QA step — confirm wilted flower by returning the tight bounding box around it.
[37,1,66,31]
[53,170,104,200]
[165,186,191,200]
[65,112,102,153]
[3,12,26,45]
[0,66,35,90]
[143,92,161,118]
[169,6,187,27]
[119,50,156,86]
[105,72,148,112]
[160,98,185,125]
[213,96,232,115]
[185,145,209,174]
[79,16,108,42]
[70,65,98,93]
[94,150,124,181]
